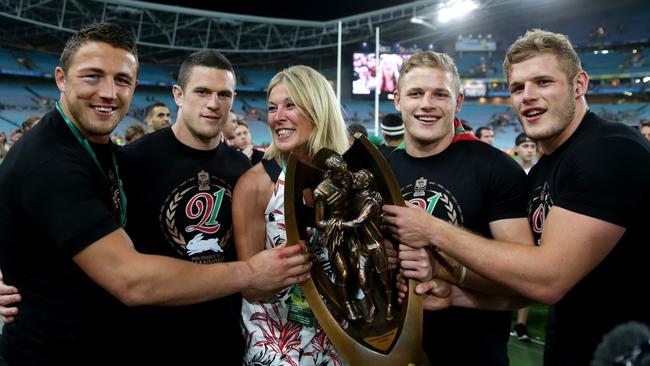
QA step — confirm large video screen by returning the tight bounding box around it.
[352,53,411,95]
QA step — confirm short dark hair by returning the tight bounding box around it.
[380,113,404,136]
[60,22,138,74]
[515,132,535,146]
[475,126,493,139]
[177,50,235,90]
[641,120,650,129]
[348,123,368,137]
[125,123,145,142]
[145,102,168,119]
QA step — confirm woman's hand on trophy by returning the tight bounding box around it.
[383,239,398,271]
[398,244,433,282]
[395,272,408,305]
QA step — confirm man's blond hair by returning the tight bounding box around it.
[503,29,582,82]
[397,51,461,95]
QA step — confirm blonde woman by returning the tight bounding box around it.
[233,65,348,366]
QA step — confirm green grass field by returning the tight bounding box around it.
[508,304,549,366]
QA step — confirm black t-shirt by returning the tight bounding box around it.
[0,109,124,365]
[388,140,528,366]
[527,111,650,366]
[251,148,265,166]
[117,127,251,363]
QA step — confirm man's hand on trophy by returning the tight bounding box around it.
[246,243,312,292]
[416,279,454,311]
[0,274,20,324]
[381,203,435,249]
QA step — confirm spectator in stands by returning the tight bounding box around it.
[233,119,264,165]
[0,132,7,162]
[475,125,495,145]
[383,29,650,366]
[510,132,538,342]
[347,122,368,146]
[0,23,309,364]
[378,113,404,156]
[144,101,170,132]
[6,129,23,151]
[124,123,145,144]
[222,110,240,146]
[640,120,650,141]
[21,115,41,133]
[384,50,533,366]
[235,65,349,365]
[513,132,537,174]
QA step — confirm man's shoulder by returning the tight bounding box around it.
[119,127,169,155]
[452,139,518,166]
[570,112,649,157]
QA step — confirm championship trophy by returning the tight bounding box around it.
[284,134,430,366]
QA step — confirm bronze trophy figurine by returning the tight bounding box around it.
[284,134,430,366]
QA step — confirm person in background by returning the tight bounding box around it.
[233,119,264,165]
[475,126,495,145]
[513,132,537,174]
[347,122,368,146]
[378,113,404,157]
[144,101,171,132]
[640,120,650,141]
[124,123,145,144]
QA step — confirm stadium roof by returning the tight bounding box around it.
[0,0,646,68]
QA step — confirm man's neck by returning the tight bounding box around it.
[58,99,110,144]
[404,129,454,158]
[172,121,220,151]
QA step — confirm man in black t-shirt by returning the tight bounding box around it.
[117,50,258,364]
[0,24,310,365]
[383,30,650,366]
[382,51,534,365]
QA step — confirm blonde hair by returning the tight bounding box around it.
[398,51,461,95]
[264,65,348,160]
[503,29,582,82]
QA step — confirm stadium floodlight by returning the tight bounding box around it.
[410,16,437,30]
[438,0,479,23]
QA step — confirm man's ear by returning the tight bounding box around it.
[172,84,183,108]
[393,90,401,112]
[455,92,465,114]
[574,71,589,99]
[55,67,66,93]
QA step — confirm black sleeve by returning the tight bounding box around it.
[19,157,120,257]
[554,136,650,227]
[486,151,529,222]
